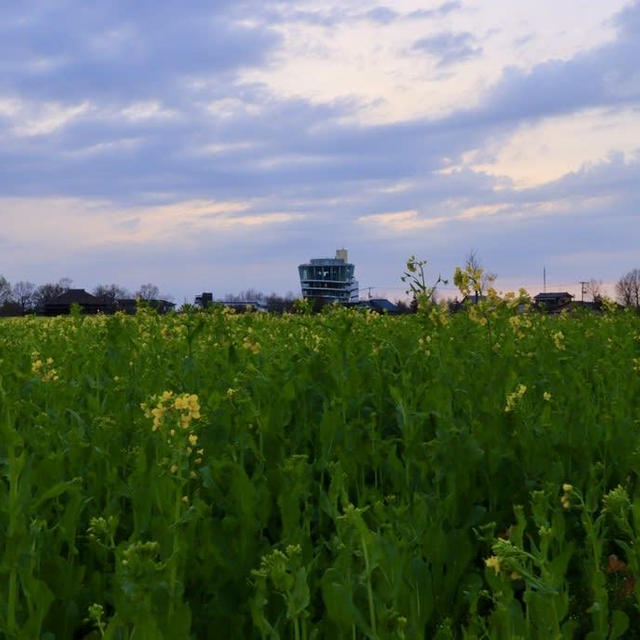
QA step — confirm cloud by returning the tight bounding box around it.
[459,107,640,187]
[407,2,462,20]
[413,31,482,67]
[466,2,640,124]
[0,2,280,103]
[363,7,398,24]
[0,1,638,300]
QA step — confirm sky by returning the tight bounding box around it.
[1,0,639,303]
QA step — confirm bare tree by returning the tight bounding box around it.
[94,283,130,303]
[32,278,72,310]
[224,289,265,302]
[136,283,160,300]
[586,279,603,303]
[616,269,640,307]
[0,275,11,305]
[264,291,297,313]
[12,281,35,313]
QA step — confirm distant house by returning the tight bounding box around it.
[42,289,115,316]
[534,292,574,313]
[195,292,213,308]
[116,299,175,314]
[354,298,401,314]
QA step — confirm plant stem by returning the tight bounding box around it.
[361,533,377,638]
[6,413,18,635]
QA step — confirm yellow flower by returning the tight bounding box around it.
[170,464,178,474]
[543,391,552,402]
[504,384,527,412]
[150,406,165,431]
[174,395,188,410]
[562,483,573,492]
[485,555,501,574]
[552,331,565,350]
[188,434,198,446]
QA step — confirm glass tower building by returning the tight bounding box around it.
[298,249,359,302]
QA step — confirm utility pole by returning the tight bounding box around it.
[579,281,588,302]
[543,266,546,293]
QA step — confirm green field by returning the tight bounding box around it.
[1,304,639,639]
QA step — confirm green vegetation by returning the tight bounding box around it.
[0,302,639,638]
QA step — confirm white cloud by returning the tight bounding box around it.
[9,100,90,136]
[120,101,178,121]
[207,98,262,119]
[461,107,640,187]
[0,197,303,253]
[241,0,627,124]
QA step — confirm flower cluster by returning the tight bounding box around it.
[87,515,118,547]
[141,391,201,432]
[560,483,573,510]
[504,384,527,412]
[252,544,303,593]
[552,331,565,350]
[142,391,204,480]
[242,337,261,354]
[418,335,432,356]
[31,351,59,382]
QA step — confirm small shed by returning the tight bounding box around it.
[533,292,574,313]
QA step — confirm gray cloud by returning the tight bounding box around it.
[364,7,398,24]
[407,2,463,20]
[0,2,279,103]
[413,31,482,66]
[465,2,640,125]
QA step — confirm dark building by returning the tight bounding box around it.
[354,298,400,314]
[195,292,213,308]
[42,289,115,316]
[534,292,574,313]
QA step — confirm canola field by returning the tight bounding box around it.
[1,303,639,639]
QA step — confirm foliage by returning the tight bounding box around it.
[0,304,639,638]
[453,251,496,301]
[400,255,447,310]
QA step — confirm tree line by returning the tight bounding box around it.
[0,266,639,317]
[0,278,165,316]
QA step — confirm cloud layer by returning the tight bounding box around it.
[0,1,638,301]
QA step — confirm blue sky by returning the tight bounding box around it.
[1,0,639,302]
